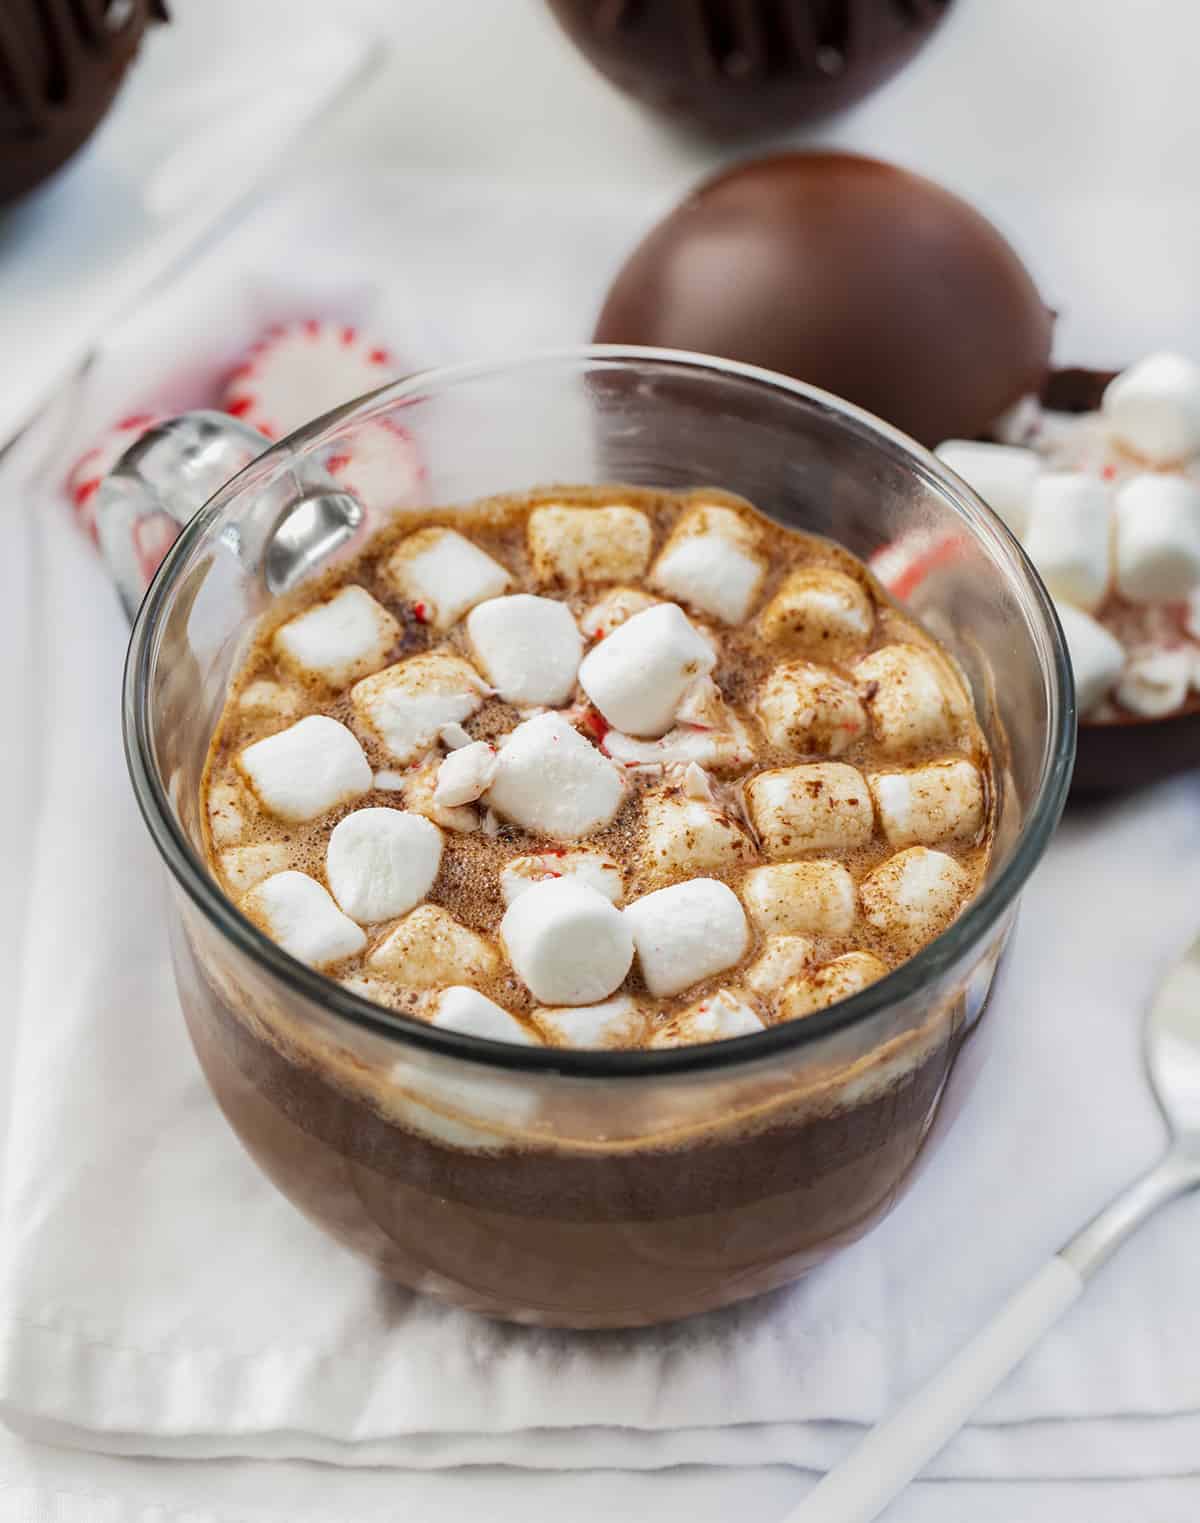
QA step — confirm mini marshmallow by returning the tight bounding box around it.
[500,851,623,906]
[238,715,371,822]
[580,586,659,640]
[649,989,764,1047]
[238,680,304,720]
[603,713,757,774]
[351,650,488,765]
[625,878,749,997]
[402,753,479,833]
[1054,602,1125,715]
[325,808,443,923]
[527,504,653,586]
[465,594,583,706]
[1114,474,1200,604]
[745,764,874,858]
[368,904,499,985]
[432,986,540,1045]
[485,712,626,839]
[778,952,887,1022]
[1022,473,1112,612]
[434,741,498,807]
[208,776,247,845]
[759,566,874,658]
[383,527,510,628]
[650,503,766,624]
[641,790,756,884]
[1115,648,1193,718]
[935,440,1040,536]
[740,860,857,935]
[578,602,714,737]
[243,870,366,968]
[745,934,816,999]
[854,644,962,754]
[868,759,985,848]
[532,995,648,1050]
[755,661,868,757]
[272,585,399,688]
[1102,352,1200,465]
[501,878,634,1006]
[219,841,291,895]
[860,847,969,950]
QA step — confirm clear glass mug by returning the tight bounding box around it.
[120,347,1074,1328]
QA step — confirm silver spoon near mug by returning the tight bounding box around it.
[784,931,1200,1523]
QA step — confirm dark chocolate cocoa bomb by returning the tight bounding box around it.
[0,0,166,206]
[596,152,1053,448]
[546,0,954,137]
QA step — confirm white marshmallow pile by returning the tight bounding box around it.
[860,847,969,950]
[500,850,623,906]
[868,758,985,849]
[325,807,443,923]
[641,790,756,882]
[649,989,764,1047]
[745,763,875,857]
[368,904,498,985]
[465,594,583,706]
[937,353,1200,717]
[759,565,875,656]
[755,660,867,757]
[238,715,371,822]
[533,995,648,1049]
[650,504,766,625]
[501,878,634,1006]
[740,860,857,935]
[351,650,488,765]
[242,870,366,969]
[624,878,749,997]
[431,986,540,1045]
[383,527,511,628]
[579,602,715,737]
[527,504,653,586]
[778,951,887,1022]
[485,713,626,838]
[272,585,399,688]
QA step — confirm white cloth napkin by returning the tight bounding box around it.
[2,171,1200,1481]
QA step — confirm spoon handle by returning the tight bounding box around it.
[783,1150,1200,1523]
[782,1256,1082,1523]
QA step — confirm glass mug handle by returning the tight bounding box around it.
[94,410,364,623]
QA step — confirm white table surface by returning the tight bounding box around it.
[4,0,1200,1518]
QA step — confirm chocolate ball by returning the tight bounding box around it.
[595,152,1053,448]
[545,0,954,137]
[0,0,166,206]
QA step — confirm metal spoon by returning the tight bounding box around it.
[785,932,1200,1523]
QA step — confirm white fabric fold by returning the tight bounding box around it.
[2,172,1199,1482]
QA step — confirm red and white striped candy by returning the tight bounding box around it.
[221,319,396,441]
[64,412,160,542]
[869,528,966,602]
[325,417,425,518]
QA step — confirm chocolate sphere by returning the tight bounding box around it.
[546,0,954,138]
[595,152,1053,447]
[0,0,166,207]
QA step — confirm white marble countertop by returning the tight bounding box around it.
[3,0,1199,1517]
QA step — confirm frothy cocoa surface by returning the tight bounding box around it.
[183,484,998,1324]
[201,485,993,1044]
